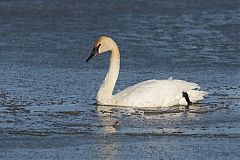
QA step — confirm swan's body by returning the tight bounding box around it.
[86,36,207,107]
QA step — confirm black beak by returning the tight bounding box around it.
[86,44,101,62]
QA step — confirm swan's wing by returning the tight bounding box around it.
[114,79,207,107]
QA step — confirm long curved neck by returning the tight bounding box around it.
[97,42,120,103]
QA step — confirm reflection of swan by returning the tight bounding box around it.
[86,36,207,107]
[96,105,119,134]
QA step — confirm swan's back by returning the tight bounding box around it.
[113,79,207,107]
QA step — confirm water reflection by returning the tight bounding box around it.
[96,104,218,117]
[96,142,118,160]
[96,103,230,135]
[96,105,119,134]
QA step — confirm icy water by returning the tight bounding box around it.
[0,0,240,159]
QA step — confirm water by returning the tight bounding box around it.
[0,0,240,159]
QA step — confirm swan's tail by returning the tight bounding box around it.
[179,90,207,105]
[188,90,208,102]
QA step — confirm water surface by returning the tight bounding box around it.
[0,0,240,159]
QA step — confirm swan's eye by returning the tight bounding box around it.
[86,44,102,62]
[95,44,101,53]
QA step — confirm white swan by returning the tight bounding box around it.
[86,36,207,107]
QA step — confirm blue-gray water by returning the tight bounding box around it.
[0,0,240,159]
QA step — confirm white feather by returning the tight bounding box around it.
[89,36,207,107]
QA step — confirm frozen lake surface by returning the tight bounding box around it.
[0,0,240,159]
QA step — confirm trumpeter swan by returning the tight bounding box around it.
[86,36,207,107]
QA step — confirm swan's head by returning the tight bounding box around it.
[86,36,114,62]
